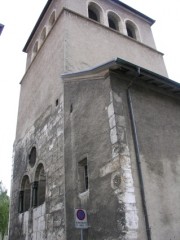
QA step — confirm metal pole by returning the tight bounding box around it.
[81,229,83,240]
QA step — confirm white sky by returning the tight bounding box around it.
[0,0,179,195]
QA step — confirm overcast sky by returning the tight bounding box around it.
[0,0,179,195]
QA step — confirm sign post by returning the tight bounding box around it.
[75,209,88,240]
[81,229,83,240]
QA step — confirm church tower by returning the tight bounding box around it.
[9,1,180,240]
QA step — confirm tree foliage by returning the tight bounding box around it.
[0,181,9,239]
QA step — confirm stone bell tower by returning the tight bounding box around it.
[9,1,177,240]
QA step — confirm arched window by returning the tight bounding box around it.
[49,10,56,27]
[108,12,120,31]
[88,2,102,23]
[40,27,47,42]
[19,175,31,213]
[31,41,39,60]
[32,164,46,207]
[126,20,140,40]
[33,41,38,54]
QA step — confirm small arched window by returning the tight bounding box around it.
[32,164,46,207]
[109,18,116,30]
[49,10,56,27]
[19,175,31,213]
[40,27,47,42]
[108,12,120,31]
[33,41,38,54]
[88,2,102,23]
[31,41,39,60]
[126,20,140,40]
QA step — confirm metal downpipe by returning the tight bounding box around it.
[127,71,151,240]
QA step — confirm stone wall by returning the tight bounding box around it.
[64,73,145,239]
[9,96,65,240]
[111,71,180,240]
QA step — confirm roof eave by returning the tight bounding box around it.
[62,57,180,95]
[23,0,52,53]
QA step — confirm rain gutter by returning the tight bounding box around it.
[126,67,152,240]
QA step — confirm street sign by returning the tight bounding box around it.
[75,209,88,229]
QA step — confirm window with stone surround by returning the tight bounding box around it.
[108,11,120,31]
[40,27,47,42]
[33,163,46,207]
[88,2,102,23]
[78,158,89,193]
[33,41,38,54]
[31,41,39,60]
[19,175,31,213]
[126,20,140,41]
[49,10,56,27]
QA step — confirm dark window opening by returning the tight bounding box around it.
[19,176,31,213]
[127,27,133,38]
[88,9,98,21]
[38,177,46,205]
[32,181,38,207]
[24,188,31,211]
[84,164,88,190]
[70,104,73,113]
[108,18,117,30]
[29,146,36,167]
[34,164,46,207]
[56,99,59,106]
[126,23,136,39]
[78,158,88,193]
[18,191,24,213]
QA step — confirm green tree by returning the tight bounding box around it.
[0,182,9,240]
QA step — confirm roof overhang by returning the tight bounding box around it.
[62,58,180,96]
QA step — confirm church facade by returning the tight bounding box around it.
[9,1,180,240]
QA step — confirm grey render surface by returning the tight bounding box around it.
[9,0,180,240]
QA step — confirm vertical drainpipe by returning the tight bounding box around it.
[126,67,152,240]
